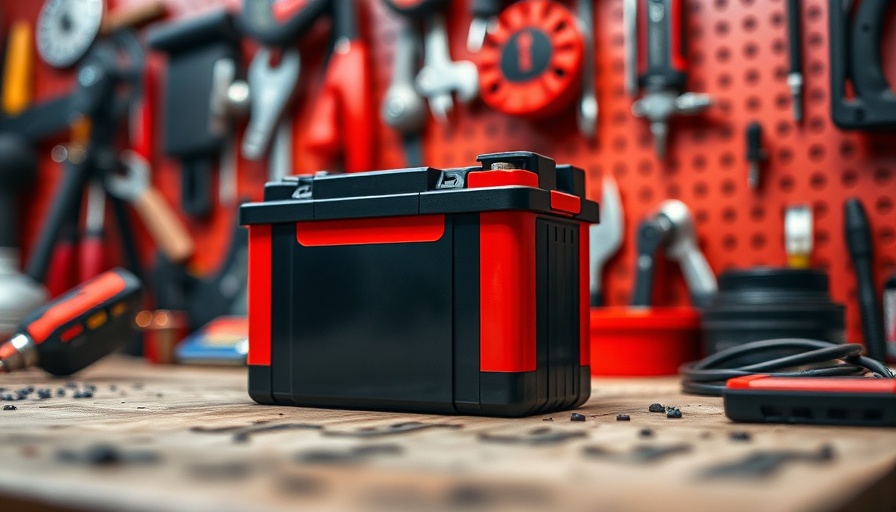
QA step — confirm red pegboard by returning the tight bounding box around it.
[3,0,895,347]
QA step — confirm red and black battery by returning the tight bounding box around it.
[239,151,598,417]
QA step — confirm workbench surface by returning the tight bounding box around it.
[0,356,893,512]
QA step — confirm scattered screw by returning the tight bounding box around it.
[37,389,52,399]
[109,385,117,392]
[570,413,586,422]
[639,428,654,438]
[648,403,665,413]
[137,407,146,409]
[542,417,554,422]
[730,431,751,441]
[56,388,66,397]
[1,394,14,401]
[3,405,16,411]
[85,384,96,392]
[616,414,631,421]
[667,408,683,419]
[156,393,164,398]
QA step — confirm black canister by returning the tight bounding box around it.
[701,268,845,357]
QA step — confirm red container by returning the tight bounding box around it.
[590,307,701,376]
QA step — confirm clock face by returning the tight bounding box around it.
[36,0,105,69]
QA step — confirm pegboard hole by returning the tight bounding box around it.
[772,39,785,55]
[720,151,735,168]
[774,66,788,80]
[839,141,857,159]
[809,88,826,104]
[638,160,652,176]
[816,231,829,247]
[719,127,734,141]
[751,233,767,250]
[810,172,827,190]
[696,209,710,224]
[745,69,760,85]
[746,96,761,112]
[879,227,895,246]
[813,201,828,219]
[807,5,822,20]
[667,183,682,198]
[612,110,627,124]
[722,207,737,223]
[775,94,790,111]
[770,11,784,27]
[716,47,731,62]
[750,206,765,222]
[717,73,732,89]
[742,16,757,31]
[808,32,824,48]
[723,235,738,250]
[778,148,794,165]
[721,179,737,196]
[776,121,791,137]
[715,20,730,36]
[841,169,859,188]
[876,197,894,215]
[613,162,627,178]
[874,168,893,185]
[808,117,826,133]
[743,43,759,59]
[639,187,654,204]
[693,155,707,171]
[808,61,825,78]
[613,137,627,152]
[694,182,708,198]
[808,144,826,162]
[714,0,728,11]
[779,175,795,193]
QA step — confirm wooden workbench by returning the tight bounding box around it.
[0,356,893,512]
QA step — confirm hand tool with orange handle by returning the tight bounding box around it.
[0,268,143,376]
[106,151,195,264]
[305,0,376,173]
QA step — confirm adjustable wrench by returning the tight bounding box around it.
[382,23,427,167]
[106,151,195,263]
[415,13,479,123]
[242,47,300,162]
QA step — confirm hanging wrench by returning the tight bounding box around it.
[105,151,195,263]
[415,12,479,123]
[577,0,598,139]
[242,47,300,161]
[382,23,427,167]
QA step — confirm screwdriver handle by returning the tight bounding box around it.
[844,198,886,362]
[785,0,801,74]
[10,268,143,376]
[640,0,687,91]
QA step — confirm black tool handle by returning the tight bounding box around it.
[181,158,214,218]
[25,159,92,283]
[471,0,503,17]
[641,0,687,91]
[786,0,801,74]
[630,218,670,306]
[850,0,889,98]
[746,122,762,161]
[844,198,886,362]
[0,135,37,248]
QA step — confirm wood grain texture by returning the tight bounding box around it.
[0,356,893,512]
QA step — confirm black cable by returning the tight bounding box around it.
[680,338,894,396]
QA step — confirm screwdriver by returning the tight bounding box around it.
[0,268,143,376]
[844,198,886,362]
[745,121,767,189]
[786,0,803,122]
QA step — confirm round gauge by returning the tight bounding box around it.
[36,0,105,69]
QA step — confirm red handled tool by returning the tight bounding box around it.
[478,0,584,119]
[0,268,143,376]
[305,0,375,173]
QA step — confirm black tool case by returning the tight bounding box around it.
[239,152,599,417]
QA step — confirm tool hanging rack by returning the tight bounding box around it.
[5,0,896,344]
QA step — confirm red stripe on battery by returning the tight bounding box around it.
[579,223,590,366]
[727,375,896,393]
[479,212,537,372]
[296,215,446,246]
[467,169,539,189]
[248,225,272,366]
[550,190,581,215]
